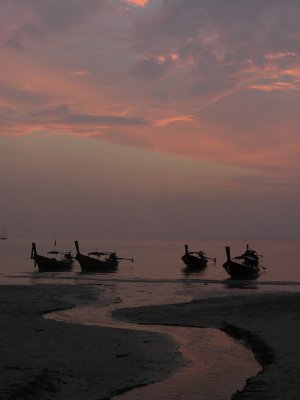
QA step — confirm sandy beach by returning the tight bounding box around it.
[1,284,299,400]
[0,284,182,400]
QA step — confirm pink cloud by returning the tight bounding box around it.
[122,0,149,7]
[265,52,297,61]
[248,82,298,92]
[153,115,195,127]
[131,52,178,79]
[67,70,91,77]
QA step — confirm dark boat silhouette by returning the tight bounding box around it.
[223,245,265,280]
[31,242,74,272]
[236,244,262,266]
[181,244,216,269]
[74,240,133,273]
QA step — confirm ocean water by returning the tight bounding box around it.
[1,238,300,399]
[1,238,299,284]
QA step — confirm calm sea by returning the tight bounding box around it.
[1,238,299,284]
[1,238,299,399]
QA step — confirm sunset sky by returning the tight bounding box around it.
[0,0,299,240]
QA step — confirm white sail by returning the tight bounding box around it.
[0,226,7,240]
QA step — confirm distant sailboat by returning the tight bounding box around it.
[0,226,7,240]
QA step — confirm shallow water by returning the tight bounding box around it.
[114,328,257,400]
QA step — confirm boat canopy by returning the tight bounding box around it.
[88,251,105,257]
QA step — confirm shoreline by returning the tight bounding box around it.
[1,284,299,399]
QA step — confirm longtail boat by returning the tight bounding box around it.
[31,242,74,272]
[223,245,265,280]
[74,240,133,273]
[181,244,216,269]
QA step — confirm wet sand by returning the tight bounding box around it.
[0,285,182,400]
[1,284,299,399]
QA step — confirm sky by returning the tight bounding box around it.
[0,0,299,241]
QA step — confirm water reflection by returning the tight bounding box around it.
[223,280,258,290]
[181,266,207,276]
[114,327,259,400]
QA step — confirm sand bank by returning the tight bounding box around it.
[114,291,300,400]
[0,285,182,400]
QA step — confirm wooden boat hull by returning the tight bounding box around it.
[31,243,73,272]
[181,254,208,269]
[76,253,118,272]
[181,244,208,269]
[223,246,261,280]
[223,260,260,280]
[74,242,118,273]
[34,255,73,272]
